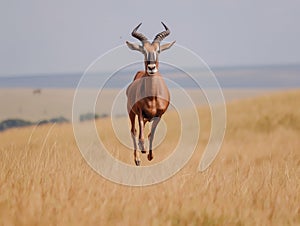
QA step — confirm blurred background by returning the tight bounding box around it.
[1,0,299,75]
[0,0,300,123]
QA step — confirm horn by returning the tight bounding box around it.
[153,22,170,43]
[131,23,148,43]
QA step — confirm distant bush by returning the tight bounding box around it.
[36,120,49,126]
[37,117,69,126]
[49,116,69,124]
[0,119,33,131]
[79,113,108,122]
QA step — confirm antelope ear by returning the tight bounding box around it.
[126,41,142,52]
[160,41,176,52]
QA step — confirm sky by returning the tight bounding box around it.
[0,0,300,76]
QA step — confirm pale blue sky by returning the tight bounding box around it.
[0,0,300,76]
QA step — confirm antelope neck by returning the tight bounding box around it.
[141,73,163,97]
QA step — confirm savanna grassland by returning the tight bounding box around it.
[0,90,300,226]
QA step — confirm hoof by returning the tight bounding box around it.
[147,154,153,161]
[135,160,141,166]
[141,150,147,154]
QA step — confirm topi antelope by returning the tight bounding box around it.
[126,22,175,166]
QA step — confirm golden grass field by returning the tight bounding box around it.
[0,89,300,225]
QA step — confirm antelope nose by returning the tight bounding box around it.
[148,64,156,70]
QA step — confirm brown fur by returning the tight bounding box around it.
[126,23,175,166]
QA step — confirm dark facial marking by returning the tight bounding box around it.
[147,52,157,64]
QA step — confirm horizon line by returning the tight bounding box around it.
[1,62,300,78]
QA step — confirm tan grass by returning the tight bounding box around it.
[0,90,300,225]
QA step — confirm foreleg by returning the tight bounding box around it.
[148,117,160,161]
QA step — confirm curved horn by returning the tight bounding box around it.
[153,22,170,43]
[131,23,148,43]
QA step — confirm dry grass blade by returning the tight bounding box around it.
[0,90,300,225]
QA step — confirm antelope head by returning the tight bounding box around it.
[126,22,175,75]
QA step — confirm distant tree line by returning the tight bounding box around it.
[0,113,109,132]
[0,117,69,132]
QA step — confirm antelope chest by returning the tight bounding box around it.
[141,97,169,120]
